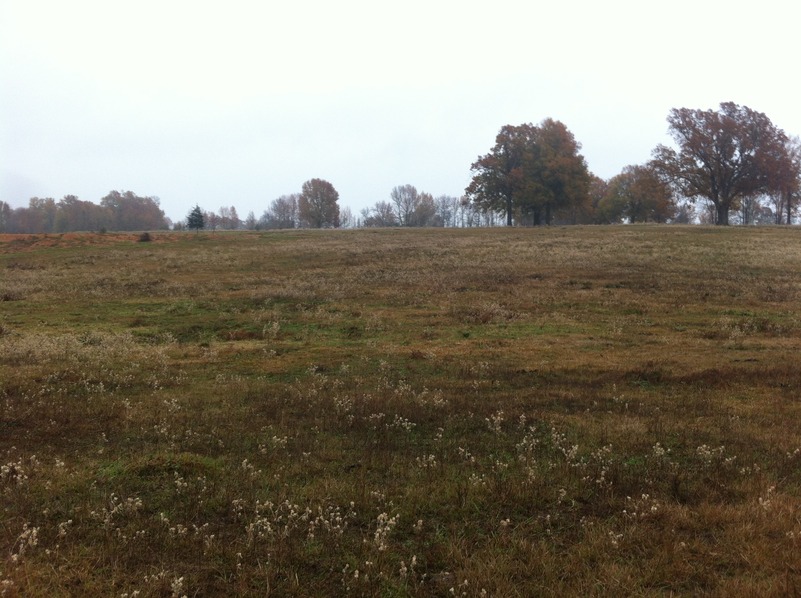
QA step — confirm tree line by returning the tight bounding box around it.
[190,182,495,231]
[3,102,799,233]
[180,178,348,233]
[0,191,169,234]
[465,102,800,226]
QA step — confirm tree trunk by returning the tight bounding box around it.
[506,197,513,226]
[787,191,793,225]
[716,203,729,225]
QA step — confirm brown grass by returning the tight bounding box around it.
[2,225,801,596]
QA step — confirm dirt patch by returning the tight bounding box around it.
[0,232,176,253]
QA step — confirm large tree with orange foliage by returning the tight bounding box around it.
[466,120,589,226]
[600,165,676,224]
[651,102,791,225]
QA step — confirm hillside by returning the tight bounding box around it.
[2,226,801,596]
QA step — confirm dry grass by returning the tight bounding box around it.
[3,226,801,596]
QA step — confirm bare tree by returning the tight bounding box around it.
[362,201,398,227]
[217,206,240,230]
[434,195,457,227]
[409,192,439,226]
[262,194,299,229]
[390,185,419,227]
[339,206,355,229]
[204,211,219,232]
[769,136,801,224]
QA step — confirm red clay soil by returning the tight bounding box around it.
[0,232,170,253]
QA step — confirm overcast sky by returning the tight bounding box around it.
[2,0,799,223]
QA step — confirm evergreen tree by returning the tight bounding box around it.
[187,205,205,232]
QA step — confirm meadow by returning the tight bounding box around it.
[2,226,801,596]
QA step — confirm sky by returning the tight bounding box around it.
[2,0,799,224]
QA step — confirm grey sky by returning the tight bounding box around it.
[2,0,799,224]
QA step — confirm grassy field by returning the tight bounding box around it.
[2,226,801,596]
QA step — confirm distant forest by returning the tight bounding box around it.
[0,191,170,234]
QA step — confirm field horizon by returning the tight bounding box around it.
[3,225,801,596]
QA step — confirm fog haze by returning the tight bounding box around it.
[2,0,799,223]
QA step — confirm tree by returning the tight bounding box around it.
[385,185,441,227]
[0,193,169,233]
[217,206,240,230]
[466,124,535,226]
[466,120,590,225]
[298,179,340,228]
[339,206,355,229]
[263,194,299,229]
[0,201,10,233]
[596,182,627,224]
[434,195,458,227]
[361,201,398,227]
[409,192,439,227]
[769,136,801,224]
[672,201,696,224]
[390,185,420,226]
[601,165,676,223]
[651,102,790,225]
[26,197,58,233]
[204,211,219,232]
[738,195,763,225]
[229,206,239,229]
[55,195,106,232]
[587,175,609,224]
[530,119,591,225]
[187,205,205,232]
[100,190,167,230]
